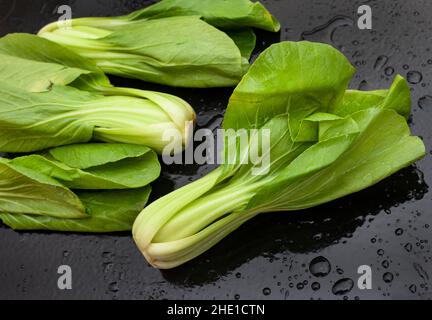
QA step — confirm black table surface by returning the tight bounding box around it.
[0,0,431,300]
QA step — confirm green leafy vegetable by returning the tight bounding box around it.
[9,143,160,189]
[0,158,85,219]
[132,41,425,269]
[37,0,280,87]
[123,0,280,31]
[0,187,151,232]
[0,34,195,153]
[0,143,159,232]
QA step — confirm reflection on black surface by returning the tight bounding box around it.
[161,165,428,286]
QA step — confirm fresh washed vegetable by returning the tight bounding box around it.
[8,143,160,189]
[132,41,425,269]
[38,0,280,87]
[0,143,159,232]
[0,188,151,233]
[0,34,195,153]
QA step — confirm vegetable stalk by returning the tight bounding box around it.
[37,0,280,87]
[0,33,195,153]
[132,41,425,269]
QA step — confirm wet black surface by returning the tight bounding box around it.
[0,0,432,300]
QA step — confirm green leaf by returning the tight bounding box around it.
[0,33,111,90]
[0,158,86,219]
[0,187,151,232]
[331,75,411,119]
[248,108,425,211]
[224,28,256,73]
[223,41,356,136]
[85,16,245,87]
[9,143,161,189]
[127,0,280,32]
[0,82,95,152]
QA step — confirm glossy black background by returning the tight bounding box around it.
[0,0,431,300]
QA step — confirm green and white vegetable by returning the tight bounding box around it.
[132,41,425,269]
[8,143,160,189]
[0,33,195,153]
[0,143,159,232]
[38,0,280,87]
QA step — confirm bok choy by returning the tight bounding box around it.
[0,143,160,232]
[132,41,425,269]
[0,34,195,153]
[38,0,280,87]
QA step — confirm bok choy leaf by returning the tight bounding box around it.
[8,143,160,189]
[132,41,425,269]
[0,34,195,153]
[0,143,159,232]
[0,187,151,233]
[37,0,280,87]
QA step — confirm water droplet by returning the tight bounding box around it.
[262,287,271,296]
[413,263,429,282]
[382,260,390,269]
[296,282,304,290]
[332,278,354,295]
[234,294,240,300]
[403,64,409,70]
[301,16,353,43]
[357,80,370,91]
[235,272,241,279]
[384,66,395,76]
[418,95,432,109]
[404,243,413,252]
[374,55,388,70]
[102,251,114,259]
[62,250,70,258]
[108,282,119,293]
[383,272,394,283]
[311,282,321,291]
[336,268,344,275]
[409,284,417,293]
[395,228,404,236]
[309,256,331,277]
[407,71,423,84]
[377,249,385,256]
[427,59,432,64]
